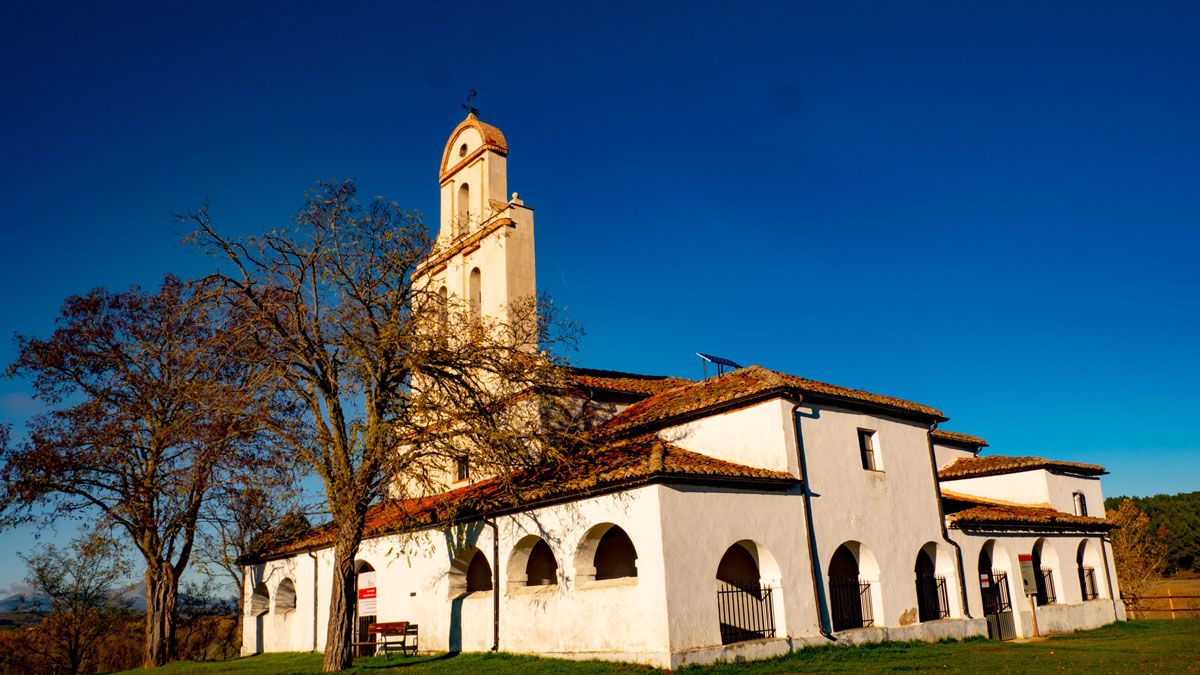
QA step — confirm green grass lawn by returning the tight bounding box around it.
[121,620,1200,674]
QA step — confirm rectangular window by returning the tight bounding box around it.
[858,429,878,471]
[455,456,470,482]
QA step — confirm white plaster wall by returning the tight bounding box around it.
[244,486,673,666]
[797,404,955,628]
[659,399,799,476]
[1045,473,1107,517]
[656,484,819,652]
[948,530,1122,638]
[940,470,1053,506]
[933,443,975,470]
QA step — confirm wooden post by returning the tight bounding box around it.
[1028,593,1040,637]
[1168,588,1176,619]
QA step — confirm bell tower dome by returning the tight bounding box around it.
[415,113,536,328]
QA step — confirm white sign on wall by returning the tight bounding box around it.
[358,571,377,616]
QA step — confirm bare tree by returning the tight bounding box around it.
[19,532,134,675]
[184,179,583,671]
[0,276,285,667]
[195,478,307,631]
[1109,498,1169,608]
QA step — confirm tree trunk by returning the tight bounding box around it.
[321,522,363,672]
[144,561,179,667]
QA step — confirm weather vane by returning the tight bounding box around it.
[461,89,479,116]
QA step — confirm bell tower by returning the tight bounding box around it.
[414,112,536,327]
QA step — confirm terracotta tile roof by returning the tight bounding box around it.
[931,429,988,448]
[567,367,692,397]
[939,455,1107,480]
[939,489,1051,510]
[603,365,944,434]
[947,504,1112,531]
[251,435,795,561]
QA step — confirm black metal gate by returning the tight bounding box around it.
[829,578,874,631]
[717,580,776,644]
[916,574,950,622]
[982,571,1015,641]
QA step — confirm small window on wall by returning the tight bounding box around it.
[455,456,470,482]
[1073,492,1088,517]
[858,429,879,471]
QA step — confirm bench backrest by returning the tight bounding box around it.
[367,621,408,635]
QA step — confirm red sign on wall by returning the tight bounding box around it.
[358,587,377,600]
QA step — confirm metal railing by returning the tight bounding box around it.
[916,574,950,621]
[1037,567,1057,605]
[717,579,776,645]
[829,578,874,631]
[1079,567,1099,601]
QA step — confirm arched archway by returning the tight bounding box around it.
[457,183,471,234]
[828,542,879,631]
[914,547,947,622]
[450,545,493,595]
[507,535,559,590]
[275,578,297,614]
[468,268,482,322]
[1032,539,1060,605]
[1077,539,1106,600]
[249,581,270,654]
[978,540,1018,640]
[715,541,782,644]
[575,523,638,584]
[354,561,377,656]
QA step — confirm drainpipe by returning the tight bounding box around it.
[791,399,835,640]
[485,518,500,651]
[307,550,319,651]
[1100,534,1121,620]
[925,421,973,619]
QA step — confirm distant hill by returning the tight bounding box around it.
[1106,490,1200,574]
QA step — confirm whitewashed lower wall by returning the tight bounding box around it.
[242,487,1124,667]
[948,529,1123,638]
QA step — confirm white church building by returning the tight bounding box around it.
[241,114,1125,668]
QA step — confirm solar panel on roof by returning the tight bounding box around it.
[696,353,742,368]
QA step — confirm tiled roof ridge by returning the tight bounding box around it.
[602,364,944,435]
[248,435,795,561]
[932,429,989,447]
[939,455,1107,480]
[948,504,1112,531]
[939,489,1052,509]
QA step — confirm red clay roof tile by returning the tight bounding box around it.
[603,365,944,434]
[939,455,1107,480]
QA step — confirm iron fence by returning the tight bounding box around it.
[915,574,950,621]
[717,579,776,645]
[829,578,874,631]
[1079,567,1098,601]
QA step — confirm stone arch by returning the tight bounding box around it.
[828,541,882,630]
[468,268,482,321]
[1032,538,1061,605]
[274,578,297,614]
[457,182,471,231]
[575,523,638,584]
[714,540,786,644]
[507,534,559,590]
[1077,539,1107,599]
[914,542,954,622]
[249,581,270,616]
[450,545,493,596]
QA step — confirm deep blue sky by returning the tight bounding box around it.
[2,2,1198,590]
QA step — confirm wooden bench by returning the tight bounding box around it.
[352,621,418,657]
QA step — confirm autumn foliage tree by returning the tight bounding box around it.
[0,276,284,667]
[16,533,134,675]
[185,179,583,671]
[1109,497,1169,607]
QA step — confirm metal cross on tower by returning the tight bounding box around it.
[461,89,479,116]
